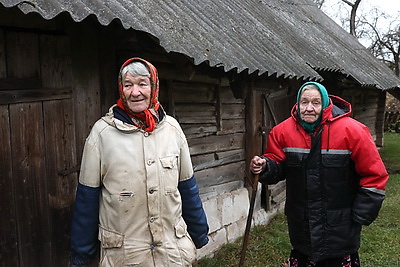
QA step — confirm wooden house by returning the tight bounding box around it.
[0,0,399,265]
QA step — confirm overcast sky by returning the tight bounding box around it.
[322,0,400,16]
[360,0,400,14]
[321,0,400,47]
[322,0,400,24]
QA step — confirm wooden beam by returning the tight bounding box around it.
[0,77,42,90]
[0,88,72,105]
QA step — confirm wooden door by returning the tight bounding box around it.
[0,29,77,266]
[260,88,295,211]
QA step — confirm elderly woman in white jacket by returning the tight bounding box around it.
[70,58,209,266]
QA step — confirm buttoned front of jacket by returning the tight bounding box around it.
[79,106,196,266]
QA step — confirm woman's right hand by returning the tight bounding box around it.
[250,156,267,174]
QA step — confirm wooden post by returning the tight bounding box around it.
[244,83,263,187]
[239,173,260,267]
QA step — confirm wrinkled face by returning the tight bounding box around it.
[299,88,322,123]
[122,72,152,113]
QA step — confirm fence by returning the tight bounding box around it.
[384,111,400,132]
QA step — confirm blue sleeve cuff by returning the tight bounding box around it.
[70,183,100,265]
[178,176,209,249]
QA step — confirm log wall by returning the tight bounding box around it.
[341,88,380,140]
[158,79,246,199]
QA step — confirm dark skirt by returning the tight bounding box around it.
[284,249,360,267]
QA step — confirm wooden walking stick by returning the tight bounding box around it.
[239,172,260,267]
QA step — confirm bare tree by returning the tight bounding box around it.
[356,7,400,76]
[370,24,400,76]
[317,0,400,76]
[341,0,362,37]
[313,0,326,9]
[316,0,361,37]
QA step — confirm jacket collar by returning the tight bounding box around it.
[102,104,166,133]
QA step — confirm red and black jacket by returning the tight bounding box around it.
[259,95,388,261]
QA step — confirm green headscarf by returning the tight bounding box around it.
[297,82,330,134]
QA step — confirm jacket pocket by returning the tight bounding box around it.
[175,217,188,238]
[325,208,361,252]
[160,155,178,169]
[321,154,350,168]
[326,208,351,226]
[322,154,357,209]
[321,154,353,186]
[98,226,125,267]
[284,152,307,167]
[284,153,307,203]
[283,153,306,187]
[160,155,180,193]
[174,218,196,265]
[98,225,124,248]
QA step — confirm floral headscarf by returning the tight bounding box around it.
[116,57,161,132]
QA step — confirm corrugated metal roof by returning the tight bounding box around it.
[1,0,399,90]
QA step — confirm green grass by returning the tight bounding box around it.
[196,133,400,267]
[360,173,400,266]
[379,132,400,171]
[196,213,290,267]
[359,132,400,266]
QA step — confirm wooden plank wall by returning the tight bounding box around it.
[259,85,296,212]
[0,29,18,265]
[1,30,52,266]
[0,28,82,266]
[40,34,77,264]
[170,80,246,199]
[68,23,102,156]
[375,91,386,147]
[341,88,379,139]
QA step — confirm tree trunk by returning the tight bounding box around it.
[349,0,361,37]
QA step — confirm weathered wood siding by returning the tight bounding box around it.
[341,88,381,141]
[0,29,78,265]
[258,84,296,212]
[0,6,103,264]
[157,78,246,199]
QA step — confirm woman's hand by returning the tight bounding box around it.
[250,156,267,174]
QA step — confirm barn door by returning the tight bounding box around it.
[0,30,77,266]
[260,89,295,211]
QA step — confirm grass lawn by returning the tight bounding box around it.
[196,133,400,267]
[360,132,400,266]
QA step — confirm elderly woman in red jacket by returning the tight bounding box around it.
[250,82,388,267]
